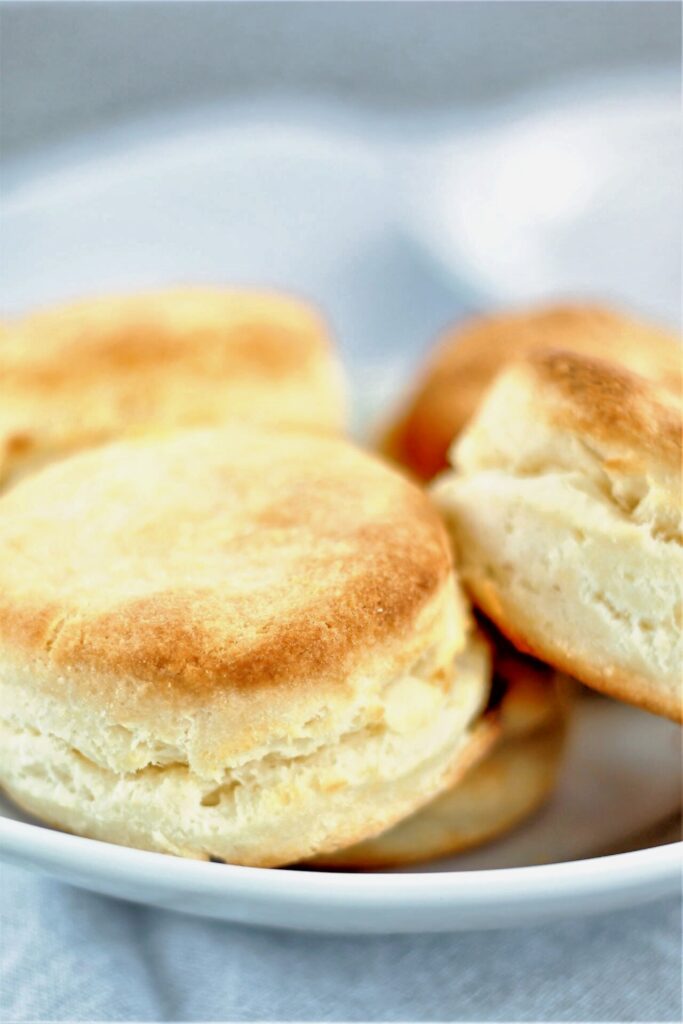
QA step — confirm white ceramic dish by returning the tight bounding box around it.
[1,699,680,932]
[0,818,679,935]
[1,94,680,932]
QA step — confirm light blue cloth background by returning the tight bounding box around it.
[1,5,682,1021]
[1,862,681,1022]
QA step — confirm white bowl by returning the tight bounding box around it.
[1,95,680,932]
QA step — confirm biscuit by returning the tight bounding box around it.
[383,304,681,480]
[0,288,345,488]
[435,350,682,722]
[311,646,570,868]
[0,425,491,865]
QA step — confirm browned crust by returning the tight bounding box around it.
[381,304,681,480]
[523,349,681,474]
[0,288,345,488]
[2,288,333,386]
[0,427,456,697]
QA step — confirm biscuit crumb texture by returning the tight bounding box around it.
[312,650,571,868]
[0,426,489,864]
[436,351,682,722]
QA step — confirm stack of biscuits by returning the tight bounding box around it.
[0,292,679,867]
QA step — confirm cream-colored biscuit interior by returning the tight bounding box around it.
[435,360,682,720]
[0,630,491,866]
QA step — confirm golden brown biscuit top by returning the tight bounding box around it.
[2,289,328,380]
[525,349,682,473]
[383,304,681,480]
[0,288,344,486]
[0,426,455,695]
[451,348,682,547]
